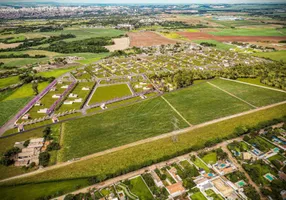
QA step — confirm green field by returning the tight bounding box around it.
[209,28,286,36]
[163,82,252,124]
[6,35,26,43]
[205,189,224,200]
[129,176,153,200]
[0,97,31,126]
[58,97,189,161]
[76,53,110,64]
[201,152,218,164]
[0,76,19,88]
[89,84,132,105]
[0,57,50,68]
[193,39,235,50]
[0,103,285,200]
[236,77,274,88]
[191,191,207,200]
[210,79,286,107]
[253,50,286,62]
[193,157,210,172]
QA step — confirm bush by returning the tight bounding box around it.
[23,140,30,147]
[39,152,50,167]
[47,142,61,151]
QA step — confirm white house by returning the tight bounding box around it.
[82,87,90,91]
[37,108,48,113]
[52,94,61,99]
[61,85,69,89]
[74,98,82,103]
[68,93,78,98]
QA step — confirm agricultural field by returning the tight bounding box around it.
[193,39,236,50]
[0,76,19,88]
[208,28,286,37]
[58,97,189,161]
[88,84,132,105]
[253,50,286,62]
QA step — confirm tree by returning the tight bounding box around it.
[39,152,50,167]
[47,142,61,151]
[32,81,39,95]
[23,140,30,147]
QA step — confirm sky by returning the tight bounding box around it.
[4,0,286,4]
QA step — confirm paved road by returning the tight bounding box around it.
[1,100,285,183]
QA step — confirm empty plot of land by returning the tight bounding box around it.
[177,31,286,42]
[128,32,177,47]
[105,37,130,52]
[163,82,253,124]
[210,79,286,107]
[58,97,189,161]
[89,84,132,105]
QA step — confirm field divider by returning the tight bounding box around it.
[220,77,286,93]
[161,96,192,126]
[207,81,257,109]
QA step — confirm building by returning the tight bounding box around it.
[166,182,185,198]
[151,171,164,187]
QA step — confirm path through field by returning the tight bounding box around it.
[1,100,285,183]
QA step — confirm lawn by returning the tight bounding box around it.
[201,152,217,164]
[76,53,110,64]
[205,189,224,200]
[237,77,274,88]
[193,157,210,172]
[193,39,236,50]
[0,97,32,126]
[190,191,207,200]
[58,97,189,161]
[129,176,153,200]
[209,28,286,36]
[0,102,285,200]
[210,79,286,107]
[253,50,286,62]
[37,66,79,78]
[0,76,19,88]
[163,82,252,124]
[0,57,49,68]
[0,178,89,200]
[89,84,132,105]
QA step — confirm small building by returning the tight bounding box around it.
[242,152,253,160]
[37,108,48,113]
[35,101,41,106]
[52,116,59,123]
[74,98,82,103]
[166,182,185,198]
[69,93,78,98]
[18,124,24,132]
[50,87,57,91]
[61,85,69,89]
[64,101,73,105]
[22,114,30,120]
[52,94,61,99]
[82,87,90,91]
[100,104,107,110]
[151,171,164,187]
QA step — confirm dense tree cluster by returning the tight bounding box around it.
[141,173,169,199]
[0,53,46,59]
[200,42,216,47]
[0,147,21,166]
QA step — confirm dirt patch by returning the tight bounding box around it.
[0,42,21,49]
[128,31,177,47]
[177,31,286,42]
[105,37,130,52]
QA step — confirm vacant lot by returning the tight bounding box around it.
[89,84,132,105]
[210,79,286,107]
[0,76,19,88]
[129,176,153,200]
[128,31,176,47]
[253,50,286,62]
[105,37,130,52]
[163,82,252,124]
[58,97,189,161]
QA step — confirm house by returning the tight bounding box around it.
[166,182,185,198]
[61,85,69,89]
[73,98,82,103]
[35,101,41,106]
[151,171,164,187]
[100,103,107,110]
[68,93,78,98]
[22,114,30,120]
[14,141,25,149]
[52,94,61,99]
[64,101,73,105]
[18,124,24,132]
[52,116,59,123]
[82,87,90,91]
[242,152,253,160]
[50,87,57,91]
[37,108,48,113]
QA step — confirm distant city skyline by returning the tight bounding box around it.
[3,0,286,4]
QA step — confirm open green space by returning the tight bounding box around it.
[129,176,153,200]
[89,84,132,105]
[0,102,285,200]
[253,50,286,62]
[209,28,286,36]
[163,82,252,124]
[205,189,224,200]
[237,77,274,88]
[201,152,218,164]
[37,67,79,78]
[211,79,286,107]
[193,39,235,50]
[76,53,110,64]
[0,76,19,88]
[193,157,210,172]
[6,35,26,43]
[190,191,207,200]
[0,97,31,126]
[58,97,189,161]
[0,57,50,68]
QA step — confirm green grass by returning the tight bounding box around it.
[193,157,210,172]
[209,28,286,36]
[0,57,49,68]
[4,82,49,101]
[163,82,252,124]
[201,152,217,164]
[253,50,286,62]
[129,176,153,200]
[190,191,207,200]
[237,77,274,88]
[58,97,189,161]
[76,53,110,64]
[0,97,32,126]
[6,35,26,43]
[89,84,132,105]
[211,79,286,107]
[0,76,19,88]
[193,39,236,50]
[0,178,89,200]
[205,189,224,200]
[37,67,79,78]
[1,102,285,198]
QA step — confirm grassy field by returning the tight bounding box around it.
[201,152,217,164]
[0,76,19,88]
[210,79,286,107]
[253,50,286,62]
[41,28,126,42]
[209,28,286,36]
[4,82,49,100]
[0,57,50,68]
[0,178,89,200]
[58,97,189,161]
[89,84,132,105]
[160,32,188,40]
[0,97,32,126]
[193,39,236,50]
[37,67,79,78]
[129,176,153,200]
[190,191,207,200]
[163,82,252,124]
[205,189,224,200]
[236,77,274,88]
[0,102,285,200]
[76,53,110,64]
[193,157,210,172]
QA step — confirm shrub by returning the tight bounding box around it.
[47,142,61,151]
[39,152,50,167]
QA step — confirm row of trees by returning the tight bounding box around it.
[0,53,46,59]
